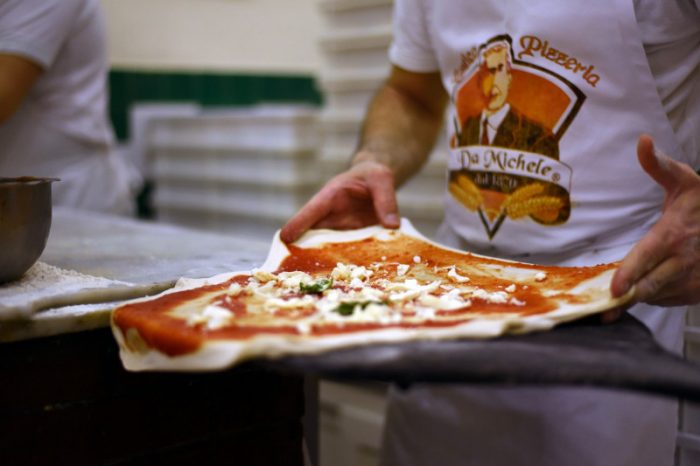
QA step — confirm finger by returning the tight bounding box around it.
[366,167,400,228]
[280,189,334,243]
[611,224,670,297]
[635,254,694,304]
[637,134,684,194]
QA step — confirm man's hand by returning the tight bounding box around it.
[281,66,447,244]
[611,134,700,306]
[279,160,400,243]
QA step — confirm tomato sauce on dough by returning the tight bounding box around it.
[113,235,617,356]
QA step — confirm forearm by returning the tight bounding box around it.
[0,54,42,124]
[352,67,448,187]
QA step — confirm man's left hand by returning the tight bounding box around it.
[611,134,700,306]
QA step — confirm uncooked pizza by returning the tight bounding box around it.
[111,221,633,371]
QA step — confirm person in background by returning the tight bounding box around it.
[282,0,700,465]
[0,0,138,215]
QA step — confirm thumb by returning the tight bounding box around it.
[637,134,682,193]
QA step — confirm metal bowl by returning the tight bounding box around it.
[0,177,57,284]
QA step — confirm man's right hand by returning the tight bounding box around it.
[280,66,447,244]
[280,159,400,243]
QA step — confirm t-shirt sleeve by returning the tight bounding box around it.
[388,0,440,72]
[0,0,81,69]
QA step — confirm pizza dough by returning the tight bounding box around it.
[112,220,634,371]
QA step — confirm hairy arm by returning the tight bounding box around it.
[0,53,42,124]
[280,66,448,242]
[353,65,448,185]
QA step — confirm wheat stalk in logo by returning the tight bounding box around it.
[449,173,483,211]
[502,183,564,223]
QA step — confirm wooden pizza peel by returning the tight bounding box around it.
[257,313,700,402]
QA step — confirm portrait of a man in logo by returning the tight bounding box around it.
[448,35,584,239]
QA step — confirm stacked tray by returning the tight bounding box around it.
[148,105,320,241]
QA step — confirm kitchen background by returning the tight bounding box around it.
[99,1,699,465]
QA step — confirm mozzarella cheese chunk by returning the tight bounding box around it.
[277,271,313,290]
[265,295,316,312]
[252,269,276,283]
[228,283,243,295]
[386,279,442,302]
[470,288,510,304]
[447,266,470,283]
[186,304,233,330]
[331,263,373,282]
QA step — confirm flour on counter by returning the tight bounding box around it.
[0,262,136,320]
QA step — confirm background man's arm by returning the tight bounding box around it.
[0,54,42,124]
[280,66,448,242]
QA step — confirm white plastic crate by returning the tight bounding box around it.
[319,0,393,31]
[320,69,386,94]
[319,26,392,52]
[153,178,317,221]
[155,206,283,242]
[321,46,391,73]
[320,72,386,116]
[148,105,320,153]
[128,103,202,177]
[320,110,364,153]
[319,26,392,72]
[151,147,319,188]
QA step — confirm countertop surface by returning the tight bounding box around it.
[0,207,270,342]
[42,207,270,285]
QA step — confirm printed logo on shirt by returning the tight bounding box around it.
[448,34,585,240]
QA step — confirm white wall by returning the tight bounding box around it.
[100,0,323,73]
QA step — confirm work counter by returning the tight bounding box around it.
[0,208,307,466]
[3,208,700,465]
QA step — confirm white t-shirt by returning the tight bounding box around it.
[0,0,136,214]
[390,0,699,169]
[389,0,699,260]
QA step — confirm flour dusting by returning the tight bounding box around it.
[0,262,134,320]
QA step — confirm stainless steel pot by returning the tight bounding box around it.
[0,177,57,284]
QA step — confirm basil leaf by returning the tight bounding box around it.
[299,278,332,294]
[332,300,385,317]
[333,302,357,316]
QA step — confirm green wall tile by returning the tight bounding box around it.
[108,70,323,141]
